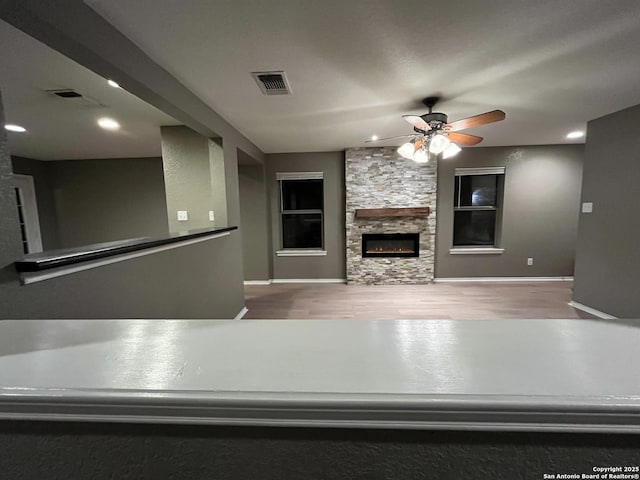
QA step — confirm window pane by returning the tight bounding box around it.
[457,175,497,207]
[453,210,496,246]
[282,213,322,248]
[282,179,323,210]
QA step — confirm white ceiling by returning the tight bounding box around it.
[0,19,179,161]
[86,0,640,153]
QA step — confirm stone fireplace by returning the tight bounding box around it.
[345,147,437,284]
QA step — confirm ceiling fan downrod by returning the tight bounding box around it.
[420,96,448,128]
[423,96,439,114]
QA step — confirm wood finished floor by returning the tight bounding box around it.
[244,282,595,320]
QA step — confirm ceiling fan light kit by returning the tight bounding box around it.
[397,141,416,159]
[428,133,451,154]
[442,142,462,159]
[370,96,506,164]
[412,147,430,164]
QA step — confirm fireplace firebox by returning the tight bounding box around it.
[362,233,420,258]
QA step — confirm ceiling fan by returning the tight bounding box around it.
[366,96,506,163]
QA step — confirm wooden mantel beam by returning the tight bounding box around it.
[355,207,430,218]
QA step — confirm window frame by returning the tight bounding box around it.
[277,172,325,252]
[451,167,505,252]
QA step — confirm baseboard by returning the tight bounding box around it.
[568,301,617,320]
[233,307,249,320]
[434,276,574,283]
[271,278,347,284]
[248,277,570,284]
[244,279,346,284]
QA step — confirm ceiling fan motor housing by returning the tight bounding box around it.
[411,112,448,133]
[421,112,448,125]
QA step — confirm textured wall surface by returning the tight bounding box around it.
[218,142,247,310]
[266,152,346,280]
[239,164,271,280]
[573,104,640,317]
[47,157,168,248]
[0,232,244,319]
[11,156,170,250]
[161,126,217,232]
[208,139,228,227]
[345,147,437,284]
[436,145,584,278]
[1,421,639,480]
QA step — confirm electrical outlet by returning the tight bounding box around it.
[177,210,188,221]
[581,202,593,213]
[527,257,534,266]
[209,210,215,222]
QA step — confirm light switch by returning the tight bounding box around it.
[581,202,593,213]
[177,210,188,221]
[209,210,215,222]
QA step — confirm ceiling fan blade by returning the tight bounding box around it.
[447,110,505,131]
[449,132,483,145]
[402,115,431,131]
[365,134,415,143]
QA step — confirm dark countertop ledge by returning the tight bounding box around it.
[15,226,238,273]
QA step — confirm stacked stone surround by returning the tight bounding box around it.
[345,147,437,284]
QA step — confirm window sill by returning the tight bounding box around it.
[449,247,504,255]
[276,250,328,257]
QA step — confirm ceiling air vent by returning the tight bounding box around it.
[52,89,82,98]
[46,89,104,107]
[251,71,292,95]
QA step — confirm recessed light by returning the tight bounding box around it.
[371,135,378,141]
[107,79,121,88]
[97,117,120,130]
[566,131,584,139]
[4,124,26,133]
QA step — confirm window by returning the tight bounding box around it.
[453,167,504,248]
[278,172,324,249]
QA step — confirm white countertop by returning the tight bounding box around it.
[0,318,639,432]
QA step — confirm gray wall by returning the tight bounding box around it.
[573,104,640,317]
[12,156,169,250]
[2,421,639,479]
[161,126,219,233]
[209,140,228,228]
[238,163,270,281]
[11,156,60,250]
[266,152,346,280]
[219,143,247,309]
[1,232,244,319]
[49,157,168,248]
[436,145,584,278]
